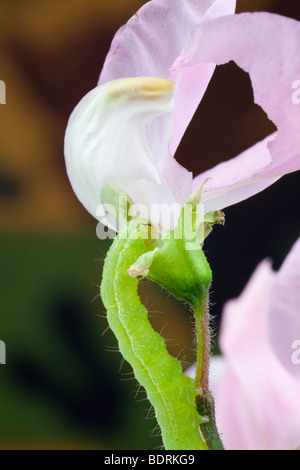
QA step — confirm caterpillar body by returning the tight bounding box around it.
[101,229,207,450]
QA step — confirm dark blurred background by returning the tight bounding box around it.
[0,0,299,450]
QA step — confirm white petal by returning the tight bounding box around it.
[64,77,190,228]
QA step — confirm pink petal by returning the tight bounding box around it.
[219,260,275,367]
[99,0,236,159]
[190,12,300,209]
[268,238,300,380]
[193,134,280,212]
[217,260,300,450]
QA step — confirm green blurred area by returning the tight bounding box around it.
[0,234,164,449]
[0,232,199,449]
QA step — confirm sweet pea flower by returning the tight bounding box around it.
[64,0,300,231]
[203,238,300,450]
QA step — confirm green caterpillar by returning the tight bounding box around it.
[101,219,211,450]
[101,212,216,450]
[100,194,225,450]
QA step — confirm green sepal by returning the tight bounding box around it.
[146,200,212,309]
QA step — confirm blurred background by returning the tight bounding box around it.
[0,0,299,450]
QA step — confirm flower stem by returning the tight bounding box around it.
[193,298,225,450]
[194,297,210,394]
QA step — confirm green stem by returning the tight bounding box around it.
[192,293,225,450]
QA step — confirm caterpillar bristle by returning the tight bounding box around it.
[89,280,101,289]
[94,313,107,319]
[100,325,111,338]
[91,293,101,303]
